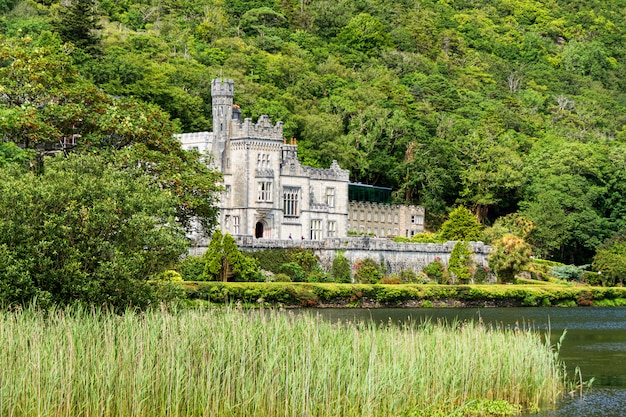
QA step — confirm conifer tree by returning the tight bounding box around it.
[53,0,102,55]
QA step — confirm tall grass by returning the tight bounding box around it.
[0,306,565,417]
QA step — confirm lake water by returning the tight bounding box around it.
[300,307,626,416]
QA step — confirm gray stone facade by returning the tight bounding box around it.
[348,202,424,238]
[176,78,425,243]
[177,78,350,241]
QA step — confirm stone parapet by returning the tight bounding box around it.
[230,115,283,141]
[301,160,349,181]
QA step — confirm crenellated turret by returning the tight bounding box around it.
[211,78,234,170]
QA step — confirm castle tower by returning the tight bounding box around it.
[211,78,234,170]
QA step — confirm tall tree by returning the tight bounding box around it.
[53,0,102,56]
[0,34,222,231]
[0,153,188,308]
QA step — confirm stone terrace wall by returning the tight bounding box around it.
[190,236,491,275]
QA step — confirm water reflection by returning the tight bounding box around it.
[299,306,626,416]
[534,388,626,417]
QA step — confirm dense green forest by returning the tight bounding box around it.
[1,0,626,267]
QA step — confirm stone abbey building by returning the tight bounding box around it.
[177,78,424,241]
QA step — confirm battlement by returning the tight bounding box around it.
[350,201,425,214]
[231,115,283,141]
[175,131,213,151]
[211,78,234,97]
[302,160,350,181]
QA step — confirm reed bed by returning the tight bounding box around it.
[0,306,565,417]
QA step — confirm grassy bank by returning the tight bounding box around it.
[183,282,626,308]
[0,307,565,417]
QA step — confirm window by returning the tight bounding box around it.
[388,213,392,223]
[257,153,270,168]
[394,214,398,223]
[224,215,231,230]
[225,185,231,199]
[233,216,240,234]
[374,212,378,222]
[360,211,365,221]
[310,219,322,240]
[381,212,385,223]
[325,187,335,207]
[258,181,272,201]
[352,210,357,220]
[367,212,371,221]
[283,187,299,217]
[327,221,337,238]
[411,215,423,225]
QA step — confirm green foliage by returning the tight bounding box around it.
[0,142,33,167]
[278,262,306,282]
[331,251,352,283]
[448,241,474,284]
[439,206,482,241]
[203,230,261,282]
[353,257,383,284]
[379,276,402,284]
[287,248,320,274]
[270,273,292,282]
[482,214,535,245]
[473,265,490,284]
[489,234,533,283]
[398,269,418,283]
[549,264,588,281]
[338,13,393,55]
[179,256,206,281]
[422,259,449,284]
[182,282,626,310]
[2,0,626,270]
[0,35,223,232]
[0,153,188,309]
[52,0,102,56]
[247,248,290,273]
[593,235,626,286]
[410,232,446,244]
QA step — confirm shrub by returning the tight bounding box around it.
[422,259,449,284]
[592,234,626,286]
[279,262,306,282]
[353,258,383,284]
[550,264,588,281]
[288,248,320,274]
[410,232,446,243]
[306,269,330,283]
[179,256,205,281]
[472,265,490,284]
[398,269,418,283]
[439,206,482,241]
[247,249,290,273]
[331,251,352,283]
[203,230,261,282]
[488,234,533,283]
[448,241,473,284]
[271,273,292,282]
[158,270,183,282]
[379,276,402,284]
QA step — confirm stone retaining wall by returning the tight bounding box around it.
[190,236,491,275]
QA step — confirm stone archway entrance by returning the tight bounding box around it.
[255,222,264,238]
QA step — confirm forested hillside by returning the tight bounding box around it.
[2,0,626,265]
